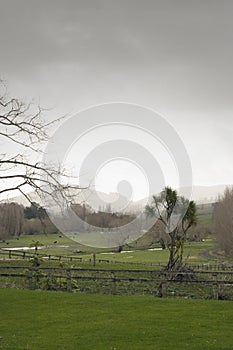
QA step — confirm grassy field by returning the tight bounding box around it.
[0,236,219,269]
[0,233,224,269]
[0,204,216,265]
[95,238,216,265]
[0,204,213,252]
[196,203,214,226]
[1,205,231,269]
[0,288,232,350]
[0,233,73,247]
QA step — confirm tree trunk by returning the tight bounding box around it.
[167,234,176,270]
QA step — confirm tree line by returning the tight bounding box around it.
[0,202,54,238]
[0,201,136,239]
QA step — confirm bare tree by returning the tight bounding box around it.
[213,186,233,256]
[0,81,77,205]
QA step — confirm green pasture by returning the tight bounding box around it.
[95,238,216,265]
[0,206,215,264]
[0,233,219,267]
[196,213,213,226]
[0,233,83,250]
[0,288,232,350]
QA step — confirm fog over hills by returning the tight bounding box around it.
[186,185,228,203]
[126,184,230,212]
[2,184,230,213]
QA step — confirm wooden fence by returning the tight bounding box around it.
[0,249,85,263]
[0,265,233,300]
[1,248,233,271]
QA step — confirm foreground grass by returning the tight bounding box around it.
[0,289,232,350]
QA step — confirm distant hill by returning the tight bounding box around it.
[2,188,131,213]
[125,184,230,213]
[187,184,229,203]
[2,184,230,212]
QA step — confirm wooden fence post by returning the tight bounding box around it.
[66,268,72,292]
[212,273,218,300]
[28,268,33,290]
[111,272,116,295]
[93,253,96,267]
[157,283,163,297]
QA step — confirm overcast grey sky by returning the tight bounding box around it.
[1,0,233,198]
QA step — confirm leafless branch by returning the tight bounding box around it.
[0,82,81,206]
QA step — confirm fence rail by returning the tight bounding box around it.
[0,265,233,300]
[1,248,233,271]
[0,249,85,263]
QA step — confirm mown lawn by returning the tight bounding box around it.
[0,288,232,350]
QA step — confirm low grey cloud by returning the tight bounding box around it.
[0,0,233,188]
